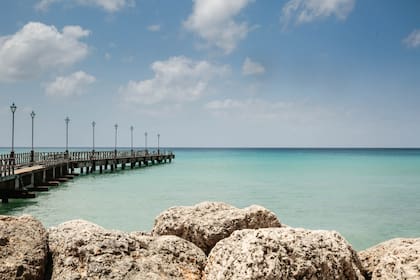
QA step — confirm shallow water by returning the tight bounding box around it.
[1,148,419,250]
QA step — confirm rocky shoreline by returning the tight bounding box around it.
[0,202,419,279]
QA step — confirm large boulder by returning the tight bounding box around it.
[48,220,206,280]
[204,227,366,280]
[0,215,48,280]
[359,238,420,279]
[152,201,281,254]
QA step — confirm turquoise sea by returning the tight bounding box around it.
[1,147,419,251]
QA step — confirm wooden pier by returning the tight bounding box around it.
[0,150,175,203]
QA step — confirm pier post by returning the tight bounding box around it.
[52,167,56,179]
[111,163,114,172]
[122,163,126,170]
[43,170,46,182]
[100,165,103,174]
[31,173,35,188]
[15,176,20,190]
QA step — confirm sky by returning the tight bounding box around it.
[0,0,419,148]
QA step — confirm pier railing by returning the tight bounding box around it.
[0,155,14,178]
[0,150,174,179]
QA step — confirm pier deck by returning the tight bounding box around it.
[0,150,175,203]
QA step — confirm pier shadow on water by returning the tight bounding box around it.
[0,199,38,215]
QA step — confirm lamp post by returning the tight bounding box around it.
[144,132,148,154]
[65,117,70,156]
[10,103,17,163]
[92,121,96,152]
[30,111,36,163]
[157,133,160,155]
[130,126,134,154]
[114,124,118,154]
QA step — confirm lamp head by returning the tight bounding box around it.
[65,116,70,124]
[30,110,36,118]
[10,103,17,113]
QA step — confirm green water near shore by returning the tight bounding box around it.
[1,148,419,250]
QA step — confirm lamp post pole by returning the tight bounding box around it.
[30,111,36,163]
[130,126,134,154]
[92,121,96,152]
[144,132,148,154]
[10,103,17,164]
[65,117,70,157]
[114,124,118,155]
[157,133,160,155]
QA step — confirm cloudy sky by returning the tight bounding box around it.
[0,0,419,148]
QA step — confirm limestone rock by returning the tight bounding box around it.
[152,201,281,254]
[204,227,366,280]
[48,219,206,280]
[0,215,48,280]
[359,238,420,279]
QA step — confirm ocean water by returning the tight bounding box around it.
[1,147,419,251]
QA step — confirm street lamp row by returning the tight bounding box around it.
[8,103,162,161]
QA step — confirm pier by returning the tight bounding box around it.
[0,150,175,203]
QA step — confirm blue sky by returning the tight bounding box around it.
[0,0,419,148]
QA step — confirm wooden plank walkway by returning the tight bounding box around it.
[0,150,175,203]
[14,165,45,175]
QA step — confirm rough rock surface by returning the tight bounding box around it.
[152,201,281,254]
[48,220,206,280]
[0,215,48,280]
[359,238,420,279]
[204,227,366,280]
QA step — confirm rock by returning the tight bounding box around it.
[0,215,48,280]
[359,238,420,279]
[152,201,281,254]
[48,220,206,280]
[204,227,366,280]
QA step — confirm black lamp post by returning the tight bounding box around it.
[10,103,17,163]
[65,116,70,156]
[157,133,160,155]
[144,131,148,154]
[30,110,35,163]
[130,126,134,154]
[92,121,96,152]
[114,124,118,154]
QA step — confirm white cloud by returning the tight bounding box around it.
[242,57,265,76]
[120,56,230,105]
[205,98,334,123]
[147,25,161,32]
[403,29,420,48]
[281,0,355,28]
[105,52,111,60]
[206,98,291,119]
[0,22,89,82]
[35,0,135,12]
[45,71,96,97]
[184,0,254,54]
